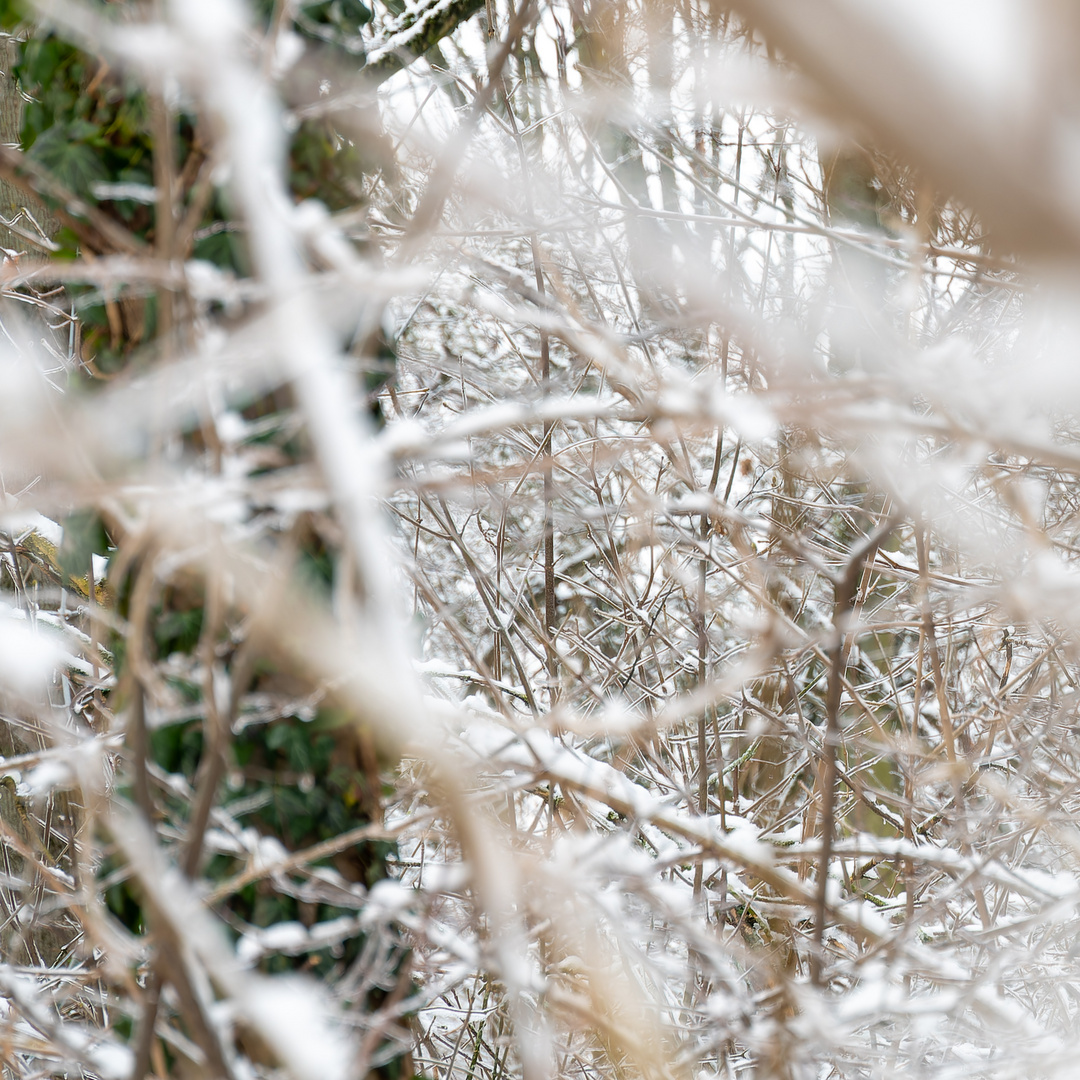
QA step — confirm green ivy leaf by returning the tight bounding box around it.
[29,125,109,195]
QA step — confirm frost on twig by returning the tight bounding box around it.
[0,1,1077,1079]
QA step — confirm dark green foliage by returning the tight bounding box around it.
[296,532,336,597]
[289,118,367,211]
[365,325,399,426]
[16,35,153,203]
[56,510,110,582]
[298,0,374,52]
[150,717,205,782]
[101,843,149,937]
[250,0,373,49]
[0,0,27,30]
[153,602,205,658]
[75,291,157,373]
[233,713,383,877]
[148,704,395,980]
[29,127,108,196]
[136,647,402,987]
[0,0,492,1070]
[191,219,249,278]
[8,18,391,377]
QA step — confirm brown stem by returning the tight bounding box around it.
[129,969,162,1080]
[811,515,896,984]
[0,145,145,255]
[502,60,558,690]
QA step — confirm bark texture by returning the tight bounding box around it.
[0,35,55,252]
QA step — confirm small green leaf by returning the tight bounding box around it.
[30,126,108,195]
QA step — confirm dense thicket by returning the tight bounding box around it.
[0,3,1075,1080]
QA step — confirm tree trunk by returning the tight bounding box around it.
[0,35,55,252]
